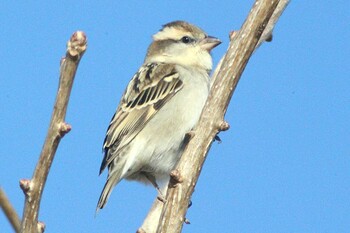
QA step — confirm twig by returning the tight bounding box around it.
[0,187,21,233]
[20,31,87,233]
[153,0,289,232]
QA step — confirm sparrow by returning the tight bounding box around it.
[97,20,221,210]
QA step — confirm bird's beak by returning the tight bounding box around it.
[200,36,221,51]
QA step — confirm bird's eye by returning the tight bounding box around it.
[181,36,194,44]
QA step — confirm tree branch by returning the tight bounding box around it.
[20,31,87,233]
[137,0,290,232]
[0,187,21,233]
[156,1,283,232]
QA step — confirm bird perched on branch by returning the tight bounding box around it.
[97,20,221,210]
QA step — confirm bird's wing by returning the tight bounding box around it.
[99,63,183,174]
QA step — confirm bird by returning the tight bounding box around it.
[97,20,221,210]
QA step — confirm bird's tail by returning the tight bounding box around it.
[96,172,122,212]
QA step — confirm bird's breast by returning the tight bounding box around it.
[131,67,210,175]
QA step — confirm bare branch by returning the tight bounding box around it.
[0,187,21,233]
[20,31,87,233]
[139,0,289,229]
[153,0,289,232]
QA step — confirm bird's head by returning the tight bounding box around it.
[145,21,221,72]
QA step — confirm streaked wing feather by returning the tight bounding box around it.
[100,63,183,174]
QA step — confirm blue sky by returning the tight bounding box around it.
[1,1,349,232]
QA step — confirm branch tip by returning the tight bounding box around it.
[184,218,191,224]
[67,31,87,57]
[71,31,86,42]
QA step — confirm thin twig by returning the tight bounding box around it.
[0,187,21,233]
[20,31,87,233]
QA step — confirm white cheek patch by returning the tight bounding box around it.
[154,48,212,71]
